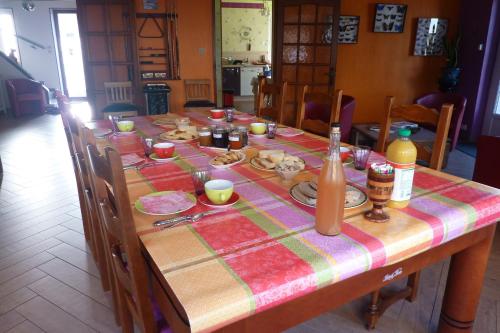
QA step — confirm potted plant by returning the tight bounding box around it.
[439,34,461,92]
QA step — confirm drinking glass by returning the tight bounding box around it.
[109,115,122,133]
[352,145,371,170]
[175,117,190,130]
[190,167,212,196]
[266,121,277,139]
[225,108,235,122]
[141,137,155,158]
[364,166,395,223]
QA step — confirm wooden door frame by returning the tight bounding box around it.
[273,0,340,93]
[213,0,276,108]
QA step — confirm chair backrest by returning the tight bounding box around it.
[415,92,467,151]
[473,135,500,189]
[376,96,454,171]
[184,79,212,102]
[6,78,42,94]
[85,137,156,333]
[256,79,287,123]
[296,86,343,137]
[104,81,133,105]
[339,95,356,142]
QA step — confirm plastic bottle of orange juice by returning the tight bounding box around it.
[386,128,417,208]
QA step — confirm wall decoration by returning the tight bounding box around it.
[143,0,158,10]
[414,18,448,56]
[373,3,407,33]
[339,16,360,44]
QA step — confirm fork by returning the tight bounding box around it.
[153,210,218,229]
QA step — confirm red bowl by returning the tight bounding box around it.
[153,142,175,158]
[210,109,225,119]
[340,147,351,162]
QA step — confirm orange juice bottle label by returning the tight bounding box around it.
[387,161,415,201]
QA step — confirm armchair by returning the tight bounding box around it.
[5,79,47,117]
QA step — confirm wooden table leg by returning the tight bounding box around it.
[438,225,496,333]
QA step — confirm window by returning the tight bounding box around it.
[0,8,20,63]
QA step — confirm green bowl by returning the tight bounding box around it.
[250,122,266,135]
[117,120,135,132]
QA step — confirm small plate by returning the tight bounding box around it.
[289,182,367,209]
[92,128,112,138]
[149,152,178,163]
[197,144,247,152]
[208,116,225,122]
[276,128,304,137]
[209,152,246,169]
[234,114,255,121]
[114,130,136,136]
[135,191,196,216]
[198,192,240,208]
[249,133,267,138]
[121,154,145,167]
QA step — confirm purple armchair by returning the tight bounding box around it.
[5,79,47,117]
[415,92,466,151]
[302,95,356,142]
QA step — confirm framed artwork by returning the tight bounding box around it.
[339,16,360,44]
[143,0,158,10]
[373,3,407,33]
[414,18,448,56]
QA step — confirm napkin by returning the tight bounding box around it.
[139,191,194,215]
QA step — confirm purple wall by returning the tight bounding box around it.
[457,0,500,141]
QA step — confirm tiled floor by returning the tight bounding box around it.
[0,113,497,333]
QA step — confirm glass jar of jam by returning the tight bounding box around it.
[212,127,228,148]
[198,127,212,147]
[238,126,248,147]
[229,130,242,150]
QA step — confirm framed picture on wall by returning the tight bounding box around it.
[414,18,449,56]
[339,16,360,44]
[373,3,407,33]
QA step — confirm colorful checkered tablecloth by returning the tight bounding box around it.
[94,110,500,332]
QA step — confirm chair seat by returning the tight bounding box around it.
[183,100,216,108]
[17,93,43,102]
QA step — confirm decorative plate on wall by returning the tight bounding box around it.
[373,3,407,33]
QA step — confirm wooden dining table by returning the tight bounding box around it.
[90,109,500,333]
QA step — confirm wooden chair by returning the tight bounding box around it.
[102,81,139,118]
[183,79,216,108]
[85,141,169,333]
[256,79,288,123]
[376,96,454,171]
[62,109,113,297]
[366,96,453,330]
[296,86,343,137]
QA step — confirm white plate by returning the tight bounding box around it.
[276,128,304,137]
[134,191,196,216]
[249,133,267,138]
[209,152,246,169]
[92,128,112,138]
[250,156,306,172]
[289,182,368,209]
[114,130,136,136]
[208,116,225,122]
[149,153,178,163]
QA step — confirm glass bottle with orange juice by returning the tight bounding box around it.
[315,123,346,236]
[386,128,417,208]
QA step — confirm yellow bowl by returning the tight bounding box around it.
[117,120,135,132]
[204,179,234,205]
[250,122,266,135]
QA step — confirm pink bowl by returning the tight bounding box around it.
[153,142,175,158]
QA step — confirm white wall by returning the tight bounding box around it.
[0,0,76,90]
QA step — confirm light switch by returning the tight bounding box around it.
[199,48,206,55]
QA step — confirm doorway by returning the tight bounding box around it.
[52,10,87,100]
[482,37,500,136]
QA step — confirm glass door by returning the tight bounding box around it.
[53,10,87,99]
[274,0,340,125]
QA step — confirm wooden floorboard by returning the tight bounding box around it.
[0,113,497,332]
